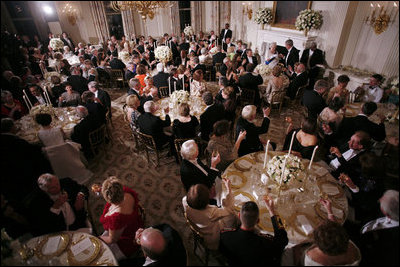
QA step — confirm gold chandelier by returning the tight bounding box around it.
[110,1,173,21]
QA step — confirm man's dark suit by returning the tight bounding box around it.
[84,102,107,126]
[106,49,118,57]
[109,58,126,72]
[125,69,136,82]
[222,43,235,53]
[236,116,270,157]
[179,42,190,52]
[68,75,89,95]
[302,90,327,119]
[28,91,56,107]
[96,89,111,114]
[71,114,102,158]
[220,29,232,42]
[153,71,169,89]
[200,103,225,141]
[169,77,183,92]
[61,37,75,51]
[137,112,171,149]
[284,47,300,70]
[337,115,386,145]
[238,73,263,106]
[329,143,367,179]
[180,158,220,192]
[191,64,206,75]
[171,41,180,60]
[212,52,226,66]
[127,88,144,113]
[219,63,228,76]
[242,56,258,70]
[219,215,288,266]
[300,48,324,88]
[23,177,88,236]
[287,71,308,100]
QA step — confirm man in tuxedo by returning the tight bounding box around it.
[170,36,180,61]
[200,92,225,141]
[238,63,264,106]
[68,66,89,95]
[81,91,107,126]
[191,57,206,75]
[356,74,384,103]
[218,57,230,77]
[220,23,232,43]
[279,39,299,70]
[300,42,324,89]
[43,32,54,53]
[109,55,126,73]
[286,63,308,100]
[125,62,136,83]
[212,46,226,66]
[153,63,170,90]
[88,81,111,118]
[168,68,183,93]
[61,32,75,51]
[180,139,221,192]
[23,173,88,236]
[106,43,118,57]
[222,37,235,53]
[302,79,328,119]
[242,49,258,70]
[28,84,53,106]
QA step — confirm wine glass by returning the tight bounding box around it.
[91,183,102,197]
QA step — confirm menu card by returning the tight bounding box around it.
[71,237,92,256]
[43,236,61,254]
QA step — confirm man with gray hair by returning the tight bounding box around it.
[191,57,206,75]
[67,66,88,95]
[125,61,136,82]
[153,63,169,89]
[359,190,399,265]
[286,62,308,100]
[213,45,226,66]
[302,79,328,119]
[180,139,221,192]
[88,81,111,117]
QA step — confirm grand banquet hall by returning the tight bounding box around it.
[1,1,399,266]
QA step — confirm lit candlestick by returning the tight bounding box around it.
[182,75,185,90]
[23,95,32,110]
[168,77,171,95]
[308,145,318,170]
[174,79,176,92]
[394,2,399,24]
[287,130,296,156]
[263,139,270,169]
[23,90,33,108]
[44,88,51,105]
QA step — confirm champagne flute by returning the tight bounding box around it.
[91,183,102,197]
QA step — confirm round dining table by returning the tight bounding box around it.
[222,151,348,245]
[154,95,207,122]
[4,231,117,266]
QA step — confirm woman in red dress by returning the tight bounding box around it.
[99,177,144,260]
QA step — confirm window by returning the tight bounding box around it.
[103,1,124,40]
[178,1,191,33]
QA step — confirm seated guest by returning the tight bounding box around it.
[28,84,53,106]
[190,69,207,97]
[286,63,308,100]
[337,101,386,144]
[109,55,126,73]
[175,49,189,67]
[81,91,107,126]
[173,103,199,139]
[262,65,289,105]
[190,57,206,75]
[359,190,399,266]
[107,43,119,58]
[131,224,187,266]
[212,45,226,66]
[24,173,88,236]
[236,105,271,157]
[125,62,137,82]
[302,79,328,119]
[125,95,141,131]
[135,64,147,94]
[226,46,236,61]
[183,181,239,250]
[200,92,225,141]
[142,76,159,102]
[328,131,371,179]
[326,75,350,104]
[215,86,237,124]
[355,74,384,103]
[222,37,235,54]
[153,63,169,89]
[219,199,288,266]
[36,113,66,147]
[180,140,220,192]
[60,59,71,76]
[168,68,184,92]
[88,81,111,117]
[140,51,157,70]
[68,66,88,95]
[99,176,144,260]
[242,49,258,70]
[137,101,171,149]
[50,76,65,101]
[207,120,247,171]
[283,117,318,159]
[1,90,27,120]
[218,57,230,77]
[58,82,81,107]
[238,63,263,106]
[199,47,212,65]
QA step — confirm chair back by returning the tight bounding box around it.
[174,138,192,163]
[88,124,106,155]
[158,86,170,98]
[295,84,308,105]
[136,131,157,151]
[122,104,129,123]
[204,65,213,81]
[184,211,210,265]
[270,90,286,113]
[215,63,222,73]
[110,69,126,89]
[239,88,255,106]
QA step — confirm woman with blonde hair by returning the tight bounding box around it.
[263,64,289,104]
[125,94,141,130]
[99,176,144,260]
[172,102,199,139]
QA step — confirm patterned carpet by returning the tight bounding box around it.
[85,85,309,265]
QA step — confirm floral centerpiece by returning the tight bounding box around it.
[118,51,131,66]
[44,71,61,82]
[255,64,272,83]
[49,38,65,51]
[170,90,189,107]
[184,25,194,36]
[295,9,323,36]
[254,8,274,29]
[155,46,172,64]
[209,46,218,55]
[30,104,55,119]
[266,154,305,184]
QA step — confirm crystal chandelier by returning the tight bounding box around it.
[110,1,173,21]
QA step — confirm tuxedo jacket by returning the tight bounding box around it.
[61,37,75,51]
[330,145,367,179]
[337,115,386,143]
[287,71,309,100]
[219,64,228,76]
[222,43,235,53]
[137,112,171,148]
[242,56,258,69]
[153,72,170,89]
[284,47,300,69]
[169,77,184,92]
[71,114,102,155]
[67,75,89,95]
[300,48,324,69]
[96,89,111,112]
[220,29,232,41]
[236,116,270,157]
[239,73,263,105]
[302,90,327,119]
[213,52,226,66]
[200,103,225,141]
[171,42,180,59]
[191,64,206,75]
[180,158,220,192]
[109,58,126,72]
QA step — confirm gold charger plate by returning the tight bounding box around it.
[288,212,317,237]
[224,171,248,189]
[314,201,346,223]
[258,208,274,232]
[233,191,255,211]
[317,180,344,198]
[35,232,70,258]
[234,157,256,171]
[67,236,101,266]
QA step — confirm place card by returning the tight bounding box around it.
[321,183,340,195]
[43,236,61,255]
[297,215,313,235]
[261,173,268,184]
[235,193,250,203]
[70,237,92,257]
[314,167,328,177]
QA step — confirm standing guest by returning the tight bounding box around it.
[199,92,225,142]
[61,32,75,51]
[99,176,144,260]
[302,79,328,119]
[300,42,324,88]
[326,75,350,104]
[1,90,27,120]
[153,63,169,89]
[355,74,384,103]
[279,39,299,70]
[265,42,279,68]
[36,113,65,147]
[283,117,318,159]
[172,103,199,139]
[220,23,232,43]
[219,199,288,266]
[58,82,81,107]
[125,95,141,131]
[238,63,263,106]
[207,120,247,171]
[236,105,271,157]
[68,66,89,95]
[183,181,239,250]
[88,81,111,117]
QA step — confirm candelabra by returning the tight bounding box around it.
[365,1,398,35]
[61,3,79,25]
[242,2,253,20]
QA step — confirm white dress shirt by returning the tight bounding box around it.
[361,217,399,234]
[49,193,76,229]
[363,84,383,103]
[285,47,293,65]
[36,95,46,105]
[329,149,362,170]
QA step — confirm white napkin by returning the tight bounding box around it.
[70,237,92,256]
[332,206,344,218]
[261,173,268,184]
[322,183,340,195]
[314,167,328,177]
[297,215,313,235]
[235,193,250,203]
[238,160,252,169]
[231,175,242,186]
[43,236,60,255]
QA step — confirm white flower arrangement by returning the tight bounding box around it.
[44,71,61,82]
[295,9,323,32]
[388,77,399,95]
[255,64,272,76]
[49,38,65,51]
[118,51,131,65]
[209,46,218,55]
[184,25,194,36]
[254,8,274,25]
[30,104,55,118]
[154,46,172,62]
[170,90,189,106]
[266,155,305,184]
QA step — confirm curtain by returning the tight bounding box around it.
[121,9,136,40]
[89,2,109,44]
[170,1,180,36]
[191,1,202,34]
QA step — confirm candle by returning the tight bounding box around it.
[44,89,51,105]
[263,139,270,169]
[23,90,33,108]
[23,95,31,110]
[308,145,318,170]
[168,77,171,95]
[394,2,399,23]
[174,79,176,92]
[370,2,374,18]
[287,130,296,156]
[182,76,185,90]
[278,155,288,199]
